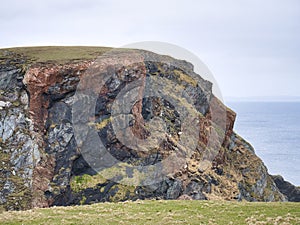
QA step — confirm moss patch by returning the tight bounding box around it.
[70,174,107,193]
[109,184,136,202]
[173,69,197,87]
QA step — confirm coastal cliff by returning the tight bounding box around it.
[0,47,296,211]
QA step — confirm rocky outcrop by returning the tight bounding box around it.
[0,47,289,211]
[272,175,300,202]
[0,51,41,210]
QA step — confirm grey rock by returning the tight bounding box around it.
[272,175,300,202]
[1,115,17,141]
[20,91,29,106]
[184,180,207,200]
[166,179,182,199]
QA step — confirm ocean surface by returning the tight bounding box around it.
[226,101,300,186]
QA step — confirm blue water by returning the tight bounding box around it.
[226,102,300,186]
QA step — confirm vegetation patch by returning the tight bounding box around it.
[109,184,136,202]
[173,69,198,87]
[70,162,146,193]
[70,174,107,193]
[0,46,112,64]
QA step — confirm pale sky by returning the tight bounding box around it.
[1,0,299,99]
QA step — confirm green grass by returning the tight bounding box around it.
[0,46,112,64]
[0,201,299,225]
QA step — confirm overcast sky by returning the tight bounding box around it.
[1,0,299,99]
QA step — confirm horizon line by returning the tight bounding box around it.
[224,96,300,102]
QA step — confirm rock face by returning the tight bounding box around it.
[272,175,300,202]
[0,47,293,211]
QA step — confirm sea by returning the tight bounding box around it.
[226,101,300,186]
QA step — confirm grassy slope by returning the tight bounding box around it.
[0,200,299,225]
[0,46,112,63]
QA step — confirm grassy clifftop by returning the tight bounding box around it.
[0,46,112,64]
[0,200,299,225]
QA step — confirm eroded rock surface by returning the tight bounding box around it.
[0,48,294,211]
